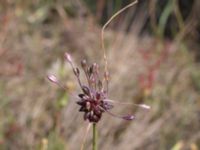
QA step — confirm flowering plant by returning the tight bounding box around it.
[48,52,150,149]
[47,1,150,149]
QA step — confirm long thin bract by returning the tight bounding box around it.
[101,0,138,75]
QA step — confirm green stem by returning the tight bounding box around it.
[92,123,97,150]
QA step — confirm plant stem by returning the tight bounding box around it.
[92,123,97,150]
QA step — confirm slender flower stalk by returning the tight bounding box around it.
[93,123,97,150]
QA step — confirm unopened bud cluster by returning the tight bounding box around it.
[48,52,150,123]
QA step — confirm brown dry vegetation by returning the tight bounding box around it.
[0,0,200,150]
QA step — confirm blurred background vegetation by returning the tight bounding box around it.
[0,0,200,150]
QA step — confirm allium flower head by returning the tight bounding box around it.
[48,52,150,123]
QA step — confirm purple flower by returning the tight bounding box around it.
[48,52,150,123]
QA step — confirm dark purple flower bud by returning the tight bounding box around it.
[122,115,135,120]
[76,100,85,106]
[92,115,99,122]
[81,86,90,95]
[84,112,90,121]
[79,106,86,112]
[73,68,80,76]
[78,94,85,98]
[94,107,102,116]
[89,66,93,76]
